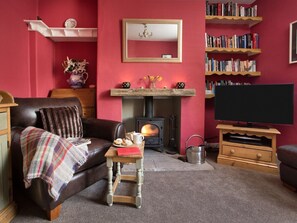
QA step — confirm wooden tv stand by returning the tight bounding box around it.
[216,124,280,174]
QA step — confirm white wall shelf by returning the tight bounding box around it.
[24,20,97,42]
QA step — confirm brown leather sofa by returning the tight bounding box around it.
[10,97,125,220]
[277,145,297,191]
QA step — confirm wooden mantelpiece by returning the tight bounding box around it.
[110,88,196,97]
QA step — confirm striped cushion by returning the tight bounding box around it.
[40,106,83,138]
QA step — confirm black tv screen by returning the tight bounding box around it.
[215,84,294,125]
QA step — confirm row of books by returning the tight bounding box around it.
[205,57,257,72]
[205,80,251,95]
[205,33,259,49]
[206,1,258,17]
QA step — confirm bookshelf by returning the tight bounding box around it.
[205,1,262,98]
[205,15,262,27]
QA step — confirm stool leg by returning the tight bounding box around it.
[106,158,113,206]
[140,157,144,184]
[117,162,121,183]
[135,159,142,208]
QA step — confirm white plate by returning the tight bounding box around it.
[64,18,77,28]
[113,143,135,148]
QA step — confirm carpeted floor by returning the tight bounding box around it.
[122,149,214,172]
[11,151,297,223]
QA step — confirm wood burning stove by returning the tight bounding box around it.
[136,96,164,150]
[136,117,164,149]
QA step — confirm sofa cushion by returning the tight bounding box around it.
[277,145,297,169]
[75,138,112,174]
[40,106,83,138]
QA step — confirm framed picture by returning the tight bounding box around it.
[162,54,172,59]
[289,20,297,64]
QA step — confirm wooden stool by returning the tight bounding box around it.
[105,143,144,208]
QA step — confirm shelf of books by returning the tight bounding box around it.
[205,80,251,99]
[205,1,262,99]
[205,56,261,76]
[205,1,259,18]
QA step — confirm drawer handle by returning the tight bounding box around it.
[230,149,235,154]
[256,153,262,159]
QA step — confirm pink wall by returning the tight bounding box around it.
[97,0,205,154]
[253,0,297,145]
[0,0,38,97]
[128,40,177,58]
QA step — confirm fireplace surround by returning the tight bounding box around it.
[110,88,196,153]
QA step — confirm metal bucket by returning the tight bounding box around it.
[185,134,205,164]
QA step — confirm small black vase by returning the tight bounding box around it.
[176,82,185,89]
[122,82,131,89]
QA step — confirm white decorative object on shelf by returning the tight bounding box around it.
[24,20,97,42]
[64,18,77,28]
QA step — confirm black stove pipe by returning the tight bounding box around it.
[144,96,153,118]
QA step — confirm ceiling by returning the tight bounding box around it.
[207,0,256,3]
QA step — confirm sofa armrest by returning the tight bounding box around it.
[82,118,125,141]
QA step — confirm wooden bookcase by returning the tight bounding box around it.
[216,124,280,174]
[205,1,263,99]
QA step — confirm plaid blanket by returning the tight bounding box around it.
[20,126,89,201]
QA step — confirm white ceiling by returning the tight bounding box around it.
[207,0,256,3]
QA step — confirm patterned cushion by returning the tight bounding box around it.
[40,106,83,138]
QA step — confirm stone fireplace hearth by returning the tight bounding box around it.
[110,88,196,153]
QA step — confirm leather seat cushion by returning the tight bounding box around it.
[75,138,112,174]
[277,145,297,169]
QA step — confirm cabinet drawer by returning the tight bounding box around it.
[222,145,272,162]
[0,112,7,131]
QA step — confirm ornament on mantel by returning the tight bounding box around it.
[143,75,163,89]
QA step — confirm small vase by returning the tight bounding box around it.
[149,81,156,89]
[67,72,88,89]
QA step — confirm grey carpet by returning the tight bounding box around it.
[11,152,297,223]
[122,149,214,172]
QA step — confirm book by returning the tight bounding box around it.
[117,147,141,156]
[67,137,91,147]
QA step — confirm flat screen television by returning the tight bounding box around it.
[215,84,294,127]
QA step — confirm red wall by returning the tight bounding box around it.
[253,0,297,145]
[0,0,38,97]
[97,0,206,154]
